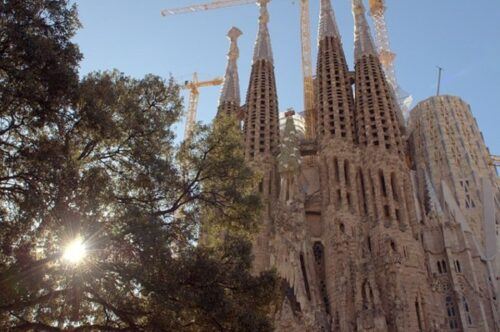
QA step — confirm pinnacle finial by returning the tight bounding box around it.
[228,26,243,41]
[258,0,270,24]
[353,0,377,60]
[253,0,273,64]
[227,27,242,62]
[318,0,341,41]
[219,27,242,106]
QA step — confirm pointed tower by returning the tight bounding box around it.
[351,1,433,330]
[312,1,365,329]
[353,0,403,155]
[243,0,280,272]
[218,27,242,117]
[316,0,356,143]
[244,0,279,161]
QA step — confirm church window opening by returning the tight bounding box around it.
[299,253,311,301]
[462,297,472,325]
[313,242,330,315]
[415,299,423,331]
[446,296,459,330]
[379,170,387,196]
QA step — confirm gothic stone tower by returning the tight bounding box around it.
[349,1,432,330]
[315,0,360,329]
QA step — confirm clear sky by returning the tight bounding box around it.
[72,0,499,154]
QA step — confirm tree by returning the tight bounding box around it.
[0,1,278,330]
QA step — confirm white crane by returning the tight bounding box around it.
[368,0,413,121]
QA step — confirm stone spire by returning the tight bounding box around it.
[243,0,279,273]
[352,0,377,61]
[253,0,273,64]
[316,0,356,141]
[244,0,279,160]
[352,0,403,154]
[318,0,340,41]
[218,27,242,117]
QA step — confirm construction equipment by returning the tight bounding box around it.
[182,72,223,140]
[368,0,412,120]
[299,0,315,139]
[161,0,316,138]
[491,155,500,167]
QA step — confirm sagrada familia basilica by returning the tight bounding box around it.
[213,0,500,330]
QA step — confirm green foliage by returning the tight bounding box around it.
[0,1,278,330]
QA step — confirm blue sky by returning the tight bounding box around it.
[73,0,499,154]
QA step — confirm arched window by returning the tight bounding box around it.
[437,261,443,274]
[415,298,423,331]
[313,242,330,315]
[334,158,340,184]
[358,169,368,215]
[455,260,462,273]
[442,260,447,273]
[462,297,472,325]
[299,253,311,301]
[344,160,350,187]
[390,240,397,252]
[379,170,387,197]
[446,296,459,330]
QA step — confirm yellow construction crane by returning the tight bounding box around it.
[368,0,412,120]
[161,0,316,138]
[182,72,223,141]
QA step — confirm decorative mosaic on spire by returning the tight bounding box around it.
[318,0,341,41]
[253,0,273,64]
[352,0,377,60]
[219,27,242,106]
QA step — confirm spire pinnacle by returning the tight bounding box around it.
[253,0,273,64]
[318,0,340,41]
[219,27,242,106]
[352,0,377,60]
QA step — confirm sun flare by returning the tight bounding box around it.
[63,236,86,264]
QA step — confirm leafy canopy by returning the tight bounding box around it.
[0,1,278,331]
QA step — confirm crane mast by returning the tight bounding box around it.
[368,0,412,120]
[182,72,223,141]
[300,0,315,139]
[161,0,316,137]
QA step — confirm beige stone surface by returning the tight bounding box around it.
[215,0,499,330]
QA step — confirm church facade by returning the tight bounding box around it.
[215,0,499,330]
